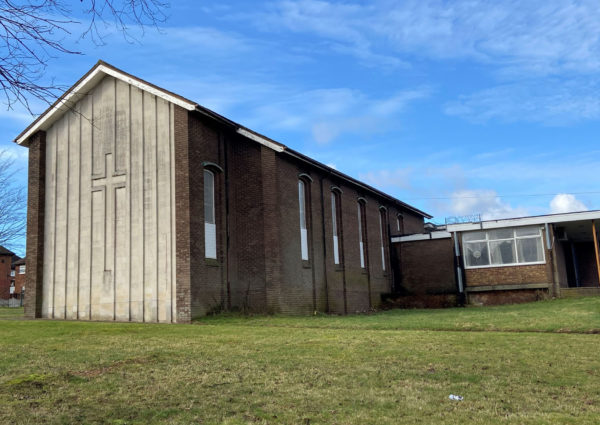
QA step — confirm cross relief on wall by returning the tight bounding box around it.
[92,152,127,282]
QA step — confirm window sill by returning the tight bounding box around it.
[334,264,344,272]
[464,260,546,270]
[302,260,312,269]
[205,258,220,267]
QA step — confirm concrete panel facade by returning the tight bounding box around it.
[40,76,177,322]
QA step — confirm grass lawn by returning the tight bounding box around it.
[1,299,599,424]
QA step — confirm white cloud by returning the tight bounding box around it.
[238,0,600,125]
[448,189,529,220]
[549,193,588,214]
[243,86,430,144]
[251,0,600,75]
[360,168,414,191]
[444,79,600,124]
[0,144,29,162]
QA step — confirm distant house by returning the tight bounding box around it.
[0,246,20,300]
[11,257,26,298]
[393,210,600,305]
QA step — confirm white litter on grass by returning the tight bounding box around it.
[448,394,464,401]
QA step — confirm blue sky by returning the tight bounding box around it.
[2,0,600,233]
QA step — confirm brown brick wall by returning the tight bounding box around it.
[271,161,320,314]
[174,106,192,323]
[468,289,548,306]
[160,108,427,318]
[24,131,46,318]
[465,264,549,286]
[227,136,268,312]
[0,254,12,299]
[395,238,456,295]
[402,212,426,235]
[267,164,420,315]
[187,114,228,317]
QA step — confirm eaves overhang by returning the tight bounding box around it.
[13,60,198,146]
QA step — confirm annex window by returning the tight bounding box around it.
[10,270,15,277]
[463,226,545,269]
[396,214,403,233]
[19,265,26,275]
[379,208,387,271]
[357,200,367,268]
[299,179,309,260]
[204,169,217,259]
[331,190,342,265]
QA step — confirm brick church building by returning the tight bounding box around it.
[15,61,429,323]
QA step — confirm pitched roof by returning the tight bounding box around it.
[0,245,15,256]
[12,257,26,266]
[13,61,431,219]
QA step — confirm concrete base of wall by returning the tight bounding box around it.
[468,289,549,306]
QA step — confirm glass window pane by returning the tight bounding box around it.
[357,203,363,243]
[298,181,306,229]
[490,240,516,265]
[488,229,513,240]
[331,192,337,236]
[465,241,490,267]
[517,238,544,263]
[463,231,486,242]
[516,226,540,237]
[204,170,215,224]
[379,211,386,271]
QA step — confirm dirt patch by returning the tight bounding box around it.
[71,354,161,379]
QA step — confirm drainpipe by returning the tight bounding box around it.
[592,220,600,286]
[453,232,465,304]
[545,223,557,298]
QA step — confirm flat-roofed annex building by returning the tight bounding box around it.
[15,61,430,323]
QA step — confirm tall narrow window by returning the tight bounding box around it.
[358,201,367,268]
[204,169,217,259]
[396,214,403,233]
[331,191,341,264]
[379,209,387,271]
[299,180,309,260]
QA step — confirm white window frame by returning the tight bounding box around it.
[19,265,26,274]
[10,270,15,277]
[462,226,546,269]
[204,169,217,259]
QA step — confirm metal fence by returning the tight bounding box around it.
[0,289,24,308]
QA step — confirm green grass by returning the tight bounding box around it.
[201,297,600,333]
[0,306,24,319]
[1,298,599,424]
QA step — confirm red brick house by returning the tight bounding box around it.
[0,246,17,299]
[11,257,26,298]
[14,61,430,322]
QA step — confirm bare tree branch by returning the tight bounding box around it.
[0,149,26,251]
[0,0,169,113]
